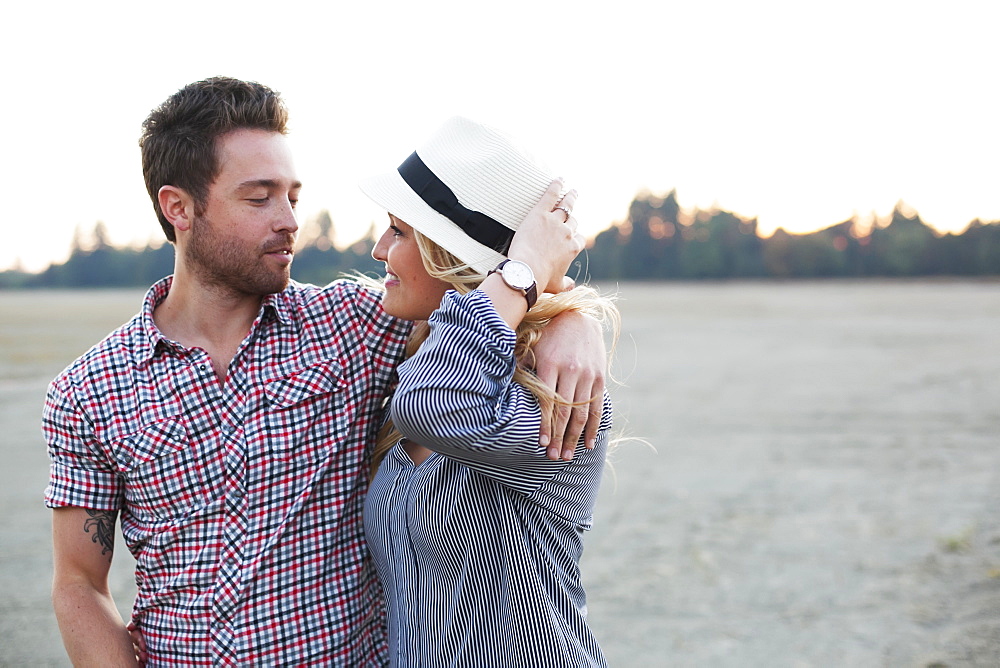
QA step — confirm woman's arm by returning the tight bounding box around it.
[392,288,612,475]
[474,180,606,460]
[392,291,558,465]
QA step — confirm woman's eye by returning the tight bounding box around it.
[390,225,403,237]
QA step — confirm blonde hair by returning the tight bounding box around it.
[368,229,620,479]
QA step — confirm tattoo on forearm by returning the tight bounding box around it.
[83,509,117,556]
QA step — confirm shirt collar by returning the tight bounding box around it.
[261,286,294,326]
[136,276,173,363]
[135,276,296,364]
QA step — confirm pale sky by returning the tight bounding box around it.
[2,0,997,272]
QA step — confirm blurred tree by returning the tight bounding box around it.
[622,190,682,279]
[865,202,936,276]
[763,220,859,278]
[964,219,1000,274]
[298,210,335,252]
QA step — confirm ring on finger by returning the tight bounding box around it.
[553,206,572,223]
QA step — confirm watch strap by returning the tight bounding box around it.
[523,283,538,309]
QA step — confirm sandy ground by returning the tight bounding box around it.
[1,281,998,667]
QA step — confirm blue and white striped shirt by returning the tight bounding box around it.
[364,289,611,667]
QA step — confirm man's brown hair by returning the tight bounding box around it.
[139,76,289,242]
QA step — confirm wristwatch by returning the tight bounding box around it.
[489,259,538,309]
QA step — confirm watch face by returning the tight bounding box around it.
[502,260,535,290]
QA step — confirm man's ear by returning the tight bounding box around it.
[158,185,195,233]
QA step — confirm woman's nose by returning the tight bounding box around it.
[372,229,391,261]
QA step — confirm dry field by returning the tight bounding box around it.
[1,281,998,667]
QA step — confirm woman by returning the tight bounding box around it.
[360,116,618,667]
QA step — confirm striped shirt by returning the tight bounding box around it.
[364,290,611,668]
[44,276,410,666]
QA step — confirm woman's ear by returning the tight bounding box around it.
[158,185,195,234]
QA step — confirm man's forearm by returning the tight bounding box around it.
[52,582,137,667]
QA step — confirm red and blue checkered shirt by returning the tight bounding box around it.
[43,276,410,666]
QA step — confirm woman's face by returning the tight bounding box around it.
[371,215,451,321]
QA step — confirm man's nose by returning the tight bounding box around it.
[274,200,299,233]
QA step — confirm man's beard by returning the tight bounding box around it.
[187,215,293,297]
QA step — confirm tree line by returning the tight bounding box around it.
[583,191,1000,280]
[2,192,998,289]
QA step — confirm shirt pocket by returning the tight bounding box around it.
[116,417,214,521]
[259,359,351,463]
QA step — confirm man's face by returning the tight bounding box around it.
[185,128,302,296]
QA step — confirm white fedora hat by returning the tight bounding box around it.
[358,116,556,275]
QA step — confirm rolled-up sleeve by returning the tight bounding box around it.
[43,378,123,510]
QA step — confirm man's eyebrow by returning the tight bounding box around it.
[235,179,303,191]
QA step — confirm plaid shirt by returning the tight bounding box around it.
[44,276,410,666]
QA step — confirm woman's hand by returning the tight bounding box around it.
[506,179,584,295]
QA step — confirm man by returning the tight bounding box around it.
[44,77,605,666]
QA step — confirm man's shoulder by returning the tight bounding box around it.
[281,278,389,325]
[285,277,379,302]
[51,313,146,390]
[276,279,410,367]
